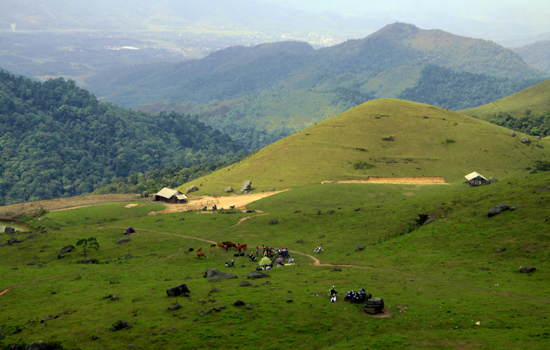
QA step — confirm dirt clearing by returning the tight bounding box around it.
[334,177,448,185]
[148,190,289,215]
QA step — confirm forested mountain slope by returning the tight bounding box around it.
[513,41,550,73]
[87,23,546,150]
[0,70,247,205]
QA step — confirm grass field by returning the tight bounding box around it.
[459,78,550,119]
[1,169,549,349]
[177,98,550,196]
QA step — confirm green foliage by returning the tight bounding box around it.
[0,70,248,204]
[488,110,550,138]
[534,160,550,172]
[398,65,542,110]
[76,237,100,258]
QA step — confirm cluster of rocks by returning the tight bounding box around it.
[204,269,237,282]
[124,226,135,235]
[364,297,384,315]
[41,310,74,324]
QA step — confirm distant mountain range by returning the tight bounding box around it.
[0,0,377,34]
[513,41,550,73]
[85,23,547,149]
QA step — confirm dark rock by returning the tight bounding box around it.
[233,300,245,306]
[224,187,233,193]
[125,254,134,259]
[26,234,37,239]
[269,219,278,225]
[168,304,182,311]
[535,186,550,194]
[296,239,304,244]
[355,245,366,252]
[27,341,49,350]
[117,237,131,244]
[4,227,15,234]
[294,211,301,213]
[112,320,131,331]
[204,269,221,278]
[286,300,293,303]
[423,217,437,226]
[319,234,325,238]
[166,284,191,297]
[537,144,544,148]
[488,177,499,184]
[520,136,530,143]
[240,180,252,193]
[519,266,536,273]
[510,206,519,211]
[480,267,490,271]
[178,218,185,221]
[355,208,361,211]
[184,276,192,279]
[111,295,120,301]
[41,317,52,323]
[262,280,272,285]
[488,203,509,218]
[239,281,252,287]
[26,263,35,266]
[7,238,17,245]
[247,271,270,279]
[10,267,18,270]
[209,288,220,294]
[209,273,237,282]
[124,226,135,235]
[58,254,65,259]
[53,227,60,230]
[496,248,507,253]
[77,259,92,264]
[187,185,199,193]
[509,131,516,137]
[331,268,342,272]
[60,245,75,254]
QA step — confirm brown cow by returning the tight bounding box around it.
[197,247,205,258]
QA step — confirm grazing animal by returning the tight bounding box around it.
[210,244,217,248]
[197,247,205,258]
[188,248,194,252]
[225,242,237,250]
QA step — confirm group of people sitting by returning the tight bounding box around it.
[344,288,371,303]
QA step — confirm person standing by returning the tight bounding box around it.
[255,246,259,256]
[243,245,247,255]
[237,243,242,254]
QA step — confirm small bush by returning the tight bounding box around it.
[534,160,550,172]
[382,136,395,141]
[353,162,376,170]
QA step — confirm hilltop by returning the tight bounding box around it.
[513,40,550,73]
[459,78,550,119]
[175,99,550,196]
[86,23,545,149]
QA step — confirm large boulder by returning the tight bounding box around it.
[520,136,530,143]
[166,284,191,297]
[509,131,516,137]
[4,227,15,234]
[488,204,510,218]
[364,297,385,315]
[247,271,270,279]
[186,185,199,193]
[124,226,135,235]
[204,269,221,278]
[60,245,75,254]
[210,273,237,282]
[488,177,499,184]
[7,237,18,245]
[240,180,252,193]
[224,187,234,193]
[26,341,49,350]
[519,266,536,274]
[239,281,252,287]
[117,237,131,244]
[355,245,366,252]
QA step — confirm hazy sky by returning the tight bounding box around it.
[268,0,550,38]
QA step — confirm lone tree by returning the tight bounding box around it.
[76,237,100,258]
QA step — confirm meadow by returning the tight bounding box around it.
[1,170,549,349]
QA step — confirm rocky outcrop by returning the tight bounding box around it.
[364,297,384,315]
[519,266,536,273]
[186,185,199,193]
[240,180,252,193]
[117,237,131,244]
[488,204,509,218]
[247,271,270,279]
[60,245,75,254]
[224,187,233,193]
[124,226,135,235]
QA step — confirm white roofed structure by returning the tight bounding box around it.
[154,187,188,203]
[464,172,488,187]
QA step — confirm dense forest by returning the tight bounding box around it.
[488,109,550,138]
[0,70,248,205]
[93,159,240,195]
[397,65,542,110]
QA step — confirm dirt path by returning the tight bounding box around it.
[148,190,289,215]
[233,212,270,226]
[335,177,448,185]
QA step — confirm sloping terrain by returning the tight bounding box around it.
[175,99,550,196]
[86,23,545,149]
[513,40,550,73]
[459,78,550,119]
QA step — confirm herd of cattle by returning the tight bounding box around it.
[193,241,242,258]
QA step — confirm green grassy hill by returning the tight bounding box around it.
[2,168,549,349]
[176,99,550,196]
[459,78,550,119]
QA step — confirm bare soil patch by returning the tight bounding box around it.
[0,194,143,220]
[148,190,289,216]
[334,177,448,185]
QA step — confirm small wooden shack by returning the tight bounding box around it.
[465,172,488,187]
[154,187,188,203]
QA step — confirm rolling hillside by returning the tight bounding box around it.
[513,40,550,73]
[176,99,550,196]
[86,23,545,150]
[459,78,550,119]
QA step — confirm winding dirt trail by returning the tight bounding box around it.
[232,212,270,226]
